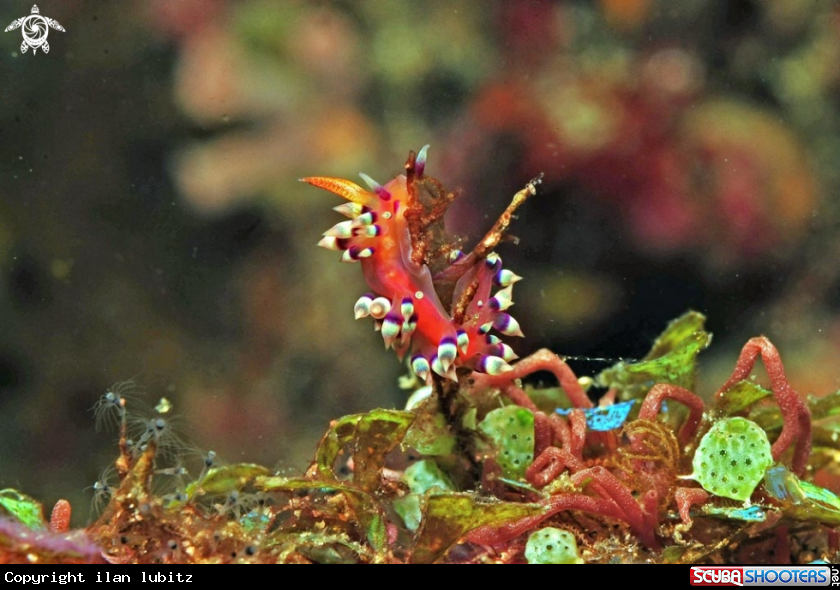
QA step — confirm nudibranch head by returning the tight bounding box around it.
[302,146,525,383]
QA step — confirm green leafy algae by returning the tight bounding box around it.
[478,406,535,479]
[394,460,455,532]
[314,408,414,490]
[690,417,773,502]
[410,494,546,564]
[185,463,271,499]
[257,476,389,556]
[714,380,773,415]
[525,527,583,564]
[402,395,456,457]
[0,489,46,530]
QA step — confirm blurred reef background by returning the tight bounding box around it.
[1,0,839,526]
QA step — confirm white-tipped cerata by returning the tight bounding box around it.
[369,297,391,320]
[480,355,513,375]
[354,295,373,319]
[456,329,469,354]
[495,269,522,288]
[324,220,355,238]
[437,337,458,373]
[430,354,458,381]
[493,313,524,337]
[333,202,364,218]
[489,286,514,311]
[381,312,402,349]
[318,236,341,251]
[411,355,431,383]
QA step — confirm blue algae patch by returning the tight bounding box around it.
[764,465,795,502]
[555,400,635,431]
[700,504,766,522]
[764,464,840,525]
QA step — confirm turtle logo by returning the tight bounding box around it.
[5,5,65,55]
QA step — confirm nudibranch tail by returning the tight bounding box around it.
[303,147,532,383]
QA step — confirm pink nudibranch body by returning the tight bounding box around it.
[302,147,522,382]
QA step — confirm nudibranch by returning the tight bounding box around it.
[302,146,539,383]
